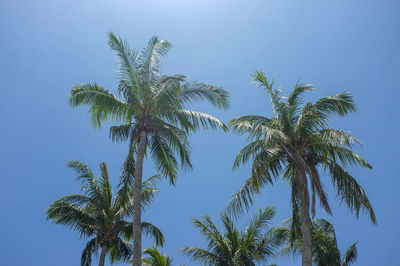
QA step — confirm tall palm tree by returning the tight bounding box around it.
[69,32,229,265]
[282,219,358,266]
[142,245,173,266]
[228,70,375,266]
[46,161,164,266]
[181,206,286,265]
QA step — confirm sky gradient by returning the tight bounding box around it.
[1,0,399,265]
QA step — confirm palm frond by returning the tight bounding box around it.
[246,206,276,237]
[107,32,142,94]
[153,119,192,170]
[312,129,361,148]
[326,161,376,223]
[287,82,314,109]
[229,115,275,140]
[167,109,228,132]
[141,222,165,246]
[143,245,172,266]
[180,247,220,265]
[110,123,135,143]
[46,200,95,237]
[138,36,172,84]
[99,162,113,212]
[69,161,104,200]
[149,135,178,184]
[81,238,97,266]
[181,81,230,110]
[342,242,358,266]
[314,92,356,118]
[109,238,133,263]
[69,83,128,127]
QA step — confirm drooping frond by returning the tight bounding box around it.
[149,135,178,184]
[326,162,376,224]
[81,238,97,266]
[309,165,331,217]
[167,109,228,132]
[153,119,192,170]
[46,200,96,238]
[109,123,134,143]
[109,238,133,263]
[69,83,129,127]
[315,144,372,169]
[180,81,230,110]
[119,221,164,247]
[229,115,275,140]
[312,129,361,148]
[233,140,265,169]
[228,151,282,216]
[141,222,165,246]
[314,92,356,118]
[226,176,258,217]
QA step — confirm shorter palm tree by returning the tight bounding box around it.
[282,219,358,266]
[181,206,286,265]
[142,245,173,266]
[46,161,164,266]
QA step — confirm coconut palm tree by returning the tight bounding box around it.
[228,70,375,266]
[69,32,229,265]
[181,206,286,265]
[142,245,173,266]
[282,219,358,266]
[46,161,164,266]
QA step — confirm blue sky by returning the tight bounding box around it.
[0,0,399,265]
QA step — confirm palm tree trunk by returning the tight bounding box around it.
[298,172,313,266]
[99,246,107,266]
[132,131,147,266]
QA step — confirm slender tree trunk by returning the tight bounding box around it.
[298,171,313,266]
[132,131,147,266]
[99,246,107,266]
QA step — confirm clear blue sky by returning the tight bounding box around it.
[1,0,399,265]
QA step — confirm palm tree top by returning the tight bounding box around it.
[46,161,164,265]
[181,206,286,266]
[281,218,359,266]
[69,32,230,184]
[228,70,375,224]
[142,245,173,266]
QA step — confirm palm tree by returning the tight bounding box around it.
[181,206,286,265]
[228,70,375,266]
[282,219,358,266]
[142,245,173,266]
[46,161,164,266]
[69,32,229,265]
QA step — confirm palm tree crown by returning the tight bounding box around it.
[282,219,358,266]
[228,71,374,266]
[69,32,229,265]
[142,245,173,266]
[46,161,164,266]
[181,206,286,266]
[69,32,229,185]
